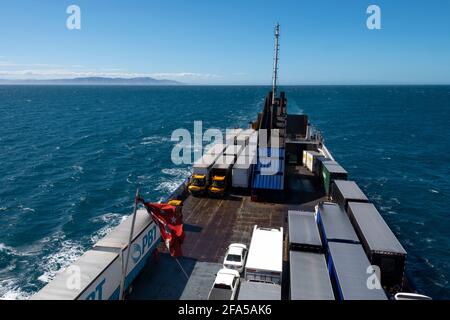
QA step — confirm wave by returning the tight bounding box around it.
[161,167,191,178]
[0,243,35,257]
[36,239,85,284]
[155,181,183,194]
[18,205,35,213]
[156,167,191,194]
[0,243,15,254]
[141,135,170,146]
[71,165,84,174]
[0,280,31,300]
[90,212,124,224]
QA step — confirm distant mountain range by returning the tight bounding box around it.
[0,77,183,85]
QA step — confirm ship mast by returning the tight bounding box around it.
[271,23,280,105]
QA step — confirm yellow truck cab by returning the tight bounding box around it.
[208,155,235,197]
[188,144,227,196]
[188,174,208,195]
[209,175,227,196]
[167,199,183,216]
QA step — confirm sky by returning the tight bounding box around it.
[0,0,449,85]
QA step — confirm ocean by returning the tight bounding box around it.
[0,85,449,299]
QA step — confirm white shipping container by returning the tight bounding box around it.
[249,132,258,146]
[232,155,254,188]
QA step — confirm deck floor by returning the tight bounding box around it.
[128,170,327,300]
[182,195,287,263]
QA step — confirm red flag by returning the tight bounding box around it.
[143,202,184,257]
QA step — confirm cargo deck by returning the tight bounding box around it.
[128,172,327,300]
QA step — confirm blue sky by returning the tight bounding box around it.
[0,0,449,84]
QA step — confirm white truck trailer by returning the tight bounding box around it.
[244,226,283,285]
[236,129,256,147]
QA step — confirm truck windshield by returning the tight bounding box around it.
[212,180,225,189]
[192,178,206,186]
[226,254,241,262]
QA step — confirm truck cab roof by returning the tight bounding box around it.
[246,226,283,273]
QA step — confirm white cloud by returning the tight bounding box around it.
[0,69,145,79]
[0,59,220,83]
[149,72,220,79]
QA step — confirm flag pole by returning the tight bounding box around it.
[173,255,189,280]
[119,188,140,300]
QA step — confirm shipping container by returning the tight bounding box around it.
[232,152,256,189]
[302,150,308,167]
[255,157,285,176]
[322,162,348,195]
[331,180,369,210]
[316,202,360,245]
[306,151,321,172]
[252,173,284,190]
[289,251,335,300]
[232,162,252,188]
[327,242,388,300]
[249,131,258,146]
[314,156,331,176]
[258,147,285,159]
[347,202,407,288]
[238,281,281,300]
[288,211,322,252]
